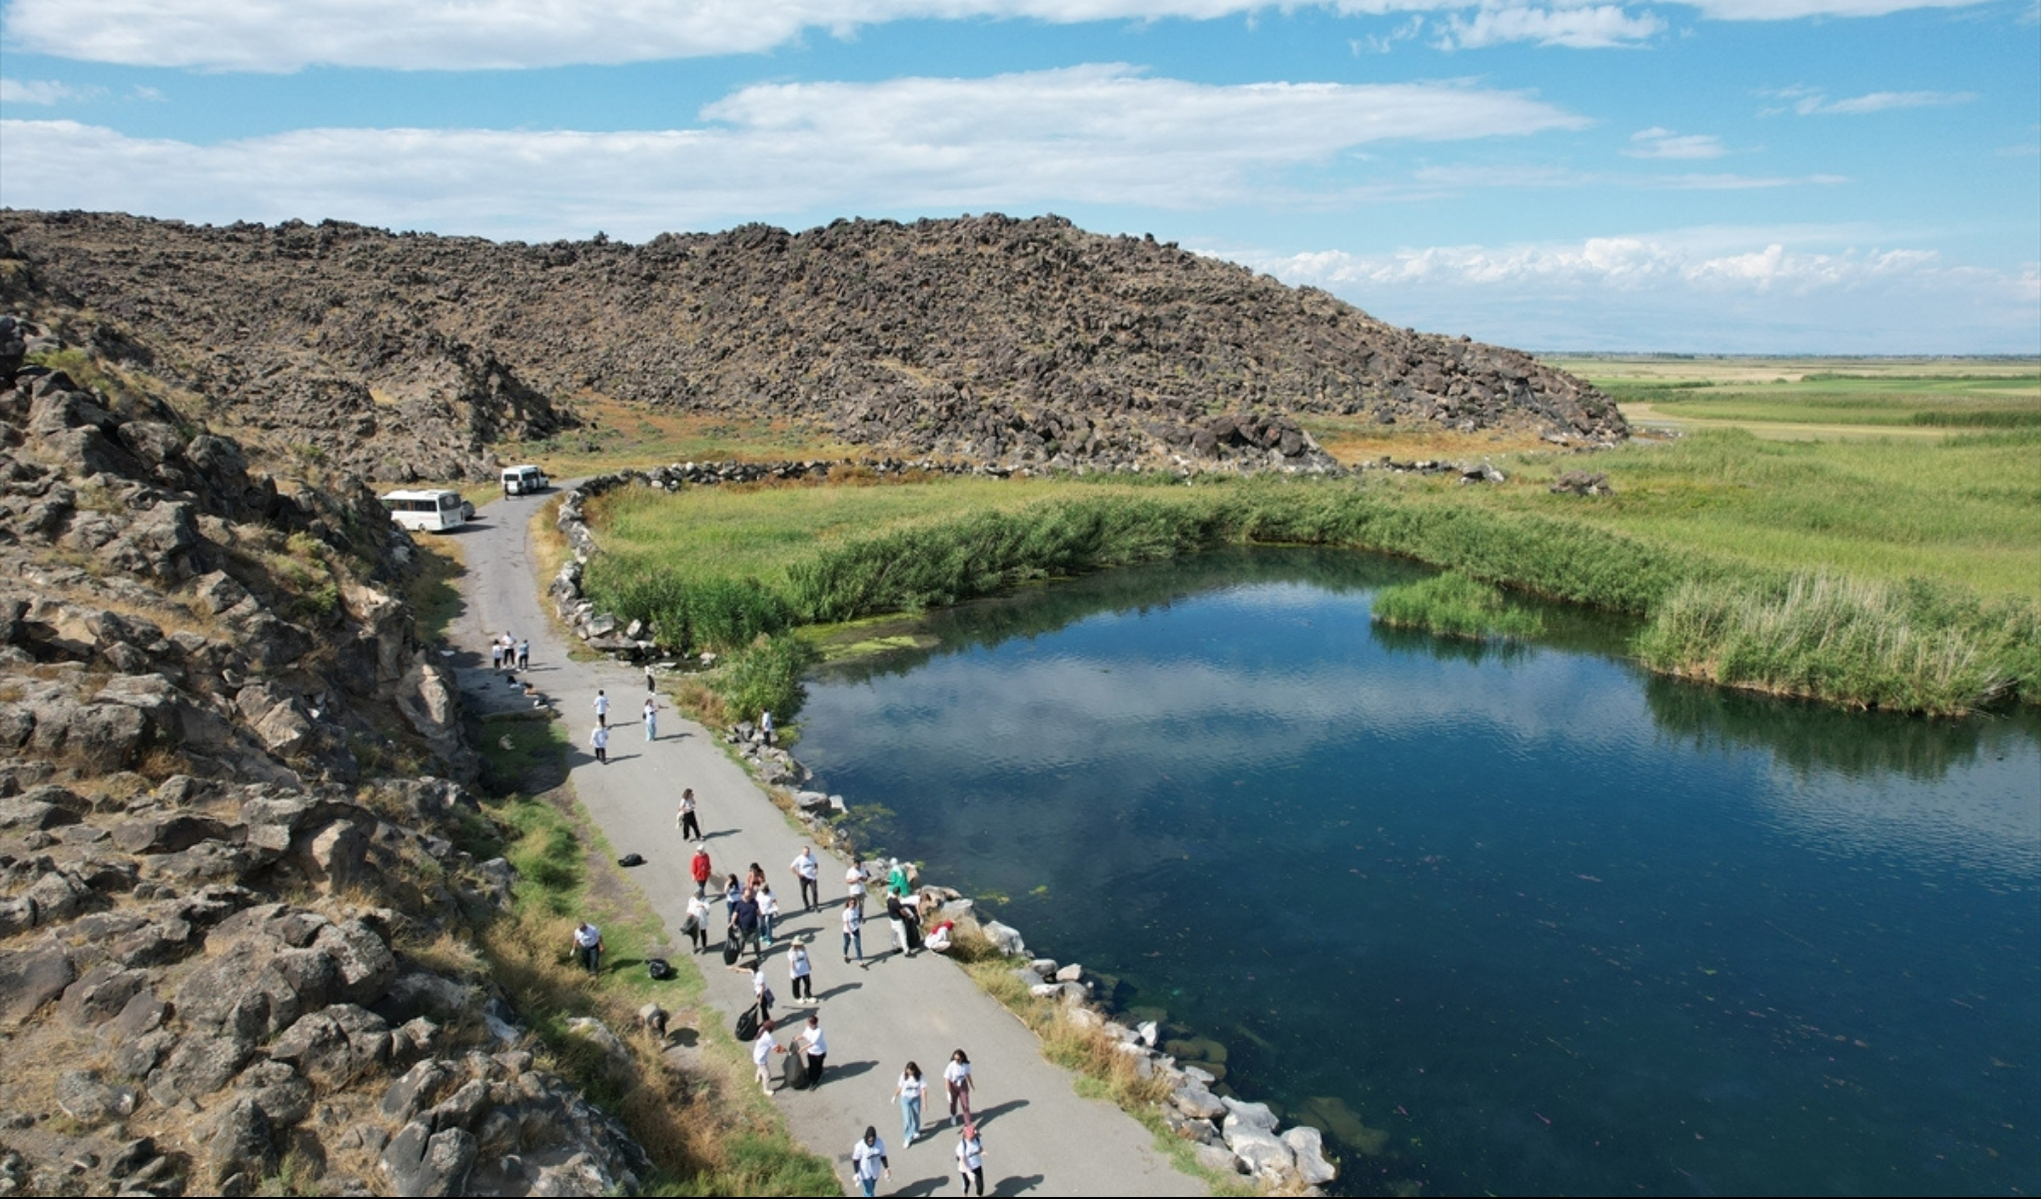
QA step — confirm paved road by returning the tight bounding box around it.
[450,491,1200,1198]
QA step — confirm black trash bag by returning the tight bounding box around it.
[735,1003,760,1042]
[647,958,673,980]
[618,852,646,868]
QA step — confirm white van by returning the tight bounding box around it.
[501,465,549,496]
[381,489,469,532]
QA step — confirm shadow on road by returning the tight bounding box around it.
[990,1174,1045,1196]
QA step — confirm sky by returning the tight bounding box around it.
[1,1,2036,353]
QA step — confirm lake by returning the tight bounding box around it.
[793,548,2041,1196]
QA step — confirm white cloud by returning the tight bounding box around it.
[1625,126,1727,159]
[1763,85,1980,115]
[1224,229,2038,352]
[1433,4,1664,48]
[0,0,1997,70]
[0,78,90,105]
[0,67,1585,234]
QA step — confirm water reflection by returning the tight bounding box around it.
[797,548,2041,1196]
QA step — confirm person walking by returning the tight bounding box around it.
[678,789,703,844]
[751,962,775,1025]
[849,1126,887,1198]
[642,697,658,742]
[788,937,814,1004]
[845,859,868,918]
[516,637,529,670]
[894,1061,928,1145]
[684,892,712,953]
[589,724,609,765]
[571,922,603,974]
[955,1123,985,1196]
[593,689,610,728]
[728,889,761,969]
[751,1019,778,1097]
[943,1049,974,1127]
[689,843,712,898]
[757,885,780,947]
[723,873,743,910]
[491,638,505,670]
[790,845,820,912]
[795,1012,827,1088]
[840,902,864,966]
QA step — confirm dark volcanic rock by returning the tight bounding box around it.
[2,211,1624,477]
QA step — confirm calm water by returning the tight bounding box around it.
[794,549,2041,1196]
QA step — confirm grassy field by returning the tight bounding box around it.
[1548,356,2041,440]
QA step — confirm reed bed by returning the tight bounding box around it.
[1370,571,1546,641]
[583,469,2037,717]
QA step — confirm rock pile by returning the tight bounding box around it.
[3,211,1625,479]
[0,313,654,1195]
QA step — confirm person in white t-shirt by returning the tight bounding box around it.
[757,885,780,945]
[845,860,868,918]
[849,1127,887,1198]
[593,689,610,728]
[841,903,863,966]
[571,922,603,974]
[955,1122,985,1196]
[787,937,814,1004]
[796,1012,828,1088]
[942,1049,974,1126]
[751,1019,778,1096]
[589,724,609,764]
[790,846,820,911]
[893,1061,928,1144]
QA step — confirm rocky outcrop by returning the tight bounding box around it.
[0,317,649,1196]
[2,211,1624,479]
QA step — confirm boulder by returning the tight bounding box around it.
[58,965,150,1026]
[1053,963,1083,983]
[1171,1081,1228,1121]
[207,1095,277,1186]
[1222,1096,1280,1133]
[236,1060,314,1127]
[0,942,74,1023]
[1282,1125,1339,1186]
[380,1120,477,1197]
[980,920,1026,957]
[56,1069,135,1124]
[268,1004,393,1089]
[381,1059,453,1124]
[1195,1143,1245,1176]
[1223,1124,1294,1177]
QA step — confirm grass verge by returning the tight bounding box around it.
[465,724,839,1195]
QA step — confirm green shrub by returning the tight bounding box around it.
[716,634,817,724]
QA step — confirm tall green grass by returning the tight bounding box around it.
[1372,572,1546,640]
[1635,573,2039,712]
[582,465,2039,716]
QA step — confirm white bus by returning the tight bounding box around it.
[381,489,469,532]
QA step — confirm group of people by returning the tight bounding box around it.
[490,632,530,672]
[588,687,661,763]
[852,1064,986,1198]
[566,668,993,1197]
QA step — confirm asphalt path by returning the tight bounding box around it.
[450,489,1200,1197]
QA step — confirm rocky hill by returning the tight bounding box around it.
[1,210,1624,479]
[0,312,651,1196]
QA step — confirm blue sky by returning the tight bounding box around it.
[2,1,2036,352]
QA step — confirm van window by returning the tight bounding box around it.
[439,494,460,511]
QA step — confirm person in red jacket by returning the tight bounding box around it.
[691,845,713,898]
